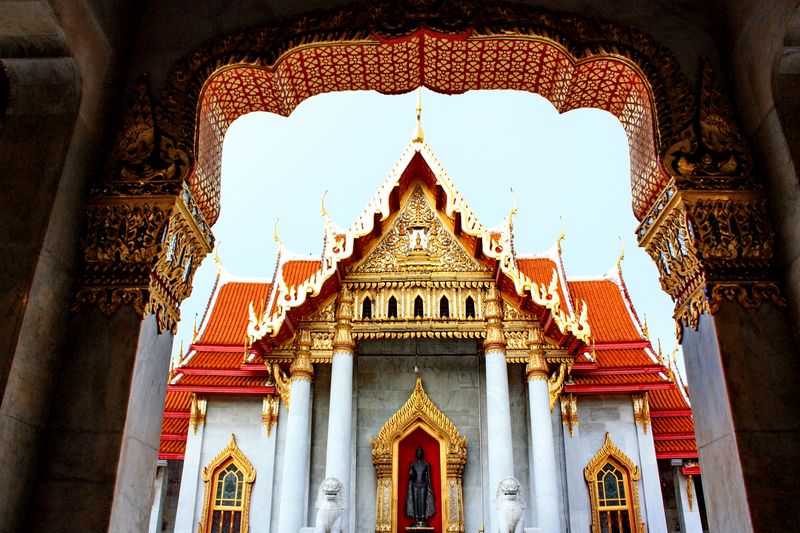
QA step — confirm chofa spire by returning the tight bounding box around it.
[412,88,424,143]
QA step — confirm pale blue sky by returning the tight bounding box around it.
[176,89,681,366]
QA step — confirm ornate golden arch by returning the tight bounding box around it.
[584,433,643,533]
[371,377,467,533]
[198,434,256,533]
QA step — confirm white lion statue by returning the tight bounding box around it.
[314,477,345,533]
[495,476,525,533]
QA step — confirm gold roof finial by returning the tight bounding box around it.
[557,217,567,253]
[273,219,282,248]
[656,338,665,366]
[642,314,650,339]
[412,88,424,143]
[192,314,199,342]
[178,339,184,363]
[212,242,222,267]
[320,190,329,220]
[617,236,625,270]
[508,188,518,229]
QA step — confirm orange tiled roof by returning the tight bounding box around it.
[164,390,192,411]
[160,439,186,456]
[652,417,695,434]
[196,281,271,345]
[516,258,568,308]
[593,349,655,367]
[282,260,320,288]
[161,417,189,435]
[649,383,690,411]
[181,351,243,370]
[176,375,269,387]
[571,373,665,385]
[569,279,642,343]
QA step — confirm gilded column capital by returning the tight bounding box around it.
[632,392,650,435]
[290,329,314,382]
[74,77,213,333]
[483,286,506,352]
[332,287,355,352]
[641,59,784,339]
[189,394,207,434]
[526,328,548,382]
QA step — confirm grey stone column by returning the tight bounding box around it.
[28,309,173,532]
[681,305,800,532]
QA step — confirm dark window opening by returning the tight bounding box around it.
[388,296,398,319]
[362,297,372,319]
[414,295,424,318]
[439,296,450,318]
[465,296,476,319]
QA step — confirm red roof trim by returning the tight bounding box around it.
[656,451,700,459]
[163,411,190,418]
[190,343,246,353]
[565,382,675,394]
[177,368,269,377]
[571,364,665,376]
[161,433,188,441]
[681,465,702,476]
[653,432,696,441]
[158,453,185,461]
[594,341,651,350]
[651,409,693,418]
[167,384,275,395]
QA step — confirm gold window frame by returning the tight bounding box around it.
[584,432,643,533]
[198,434,256,533]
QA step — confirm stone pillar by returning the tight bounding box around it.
[631,394,667,533]
[673,468,703,533]
[324,288,355,530]
[148,460,168,533]
[525,331,561,533]
[483,287,515,532]
[173,395,207,532]
[681,307,800,532]
[641,61,800,531]
[24,76,213,532]
[277,329,314,533]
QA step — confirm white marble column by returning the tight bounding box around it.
[324,289,356,530]
[633,394,667,533]
[277,330,314,533]
[483,287,516,533]
[174,395,207,531]
[526,331,562,533]
[674,468,704,533]
[147,461,167,533]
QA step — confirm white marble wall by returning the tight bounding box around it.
[174,397,279,533]
[561,395,655,532]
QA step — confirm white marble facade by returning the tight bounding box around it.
[160,340,678,533]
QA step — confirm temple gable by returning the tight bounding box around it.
[354,185,489,274]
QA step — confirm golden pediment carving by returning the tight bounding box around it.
[355,186,488,274]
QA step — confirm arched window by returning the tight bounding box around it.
[387,296,398,319]
[414,295,424,318]
[362,297,372,319]
[439,296,450,318]
[465,296,476,319]
[584,433,642,533]
[200,435,256,533]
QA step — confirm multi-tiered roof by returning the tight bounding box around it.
[160,114,698,466]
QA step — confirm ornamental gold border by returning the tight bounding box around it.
[370,377,466,533]
[584,433,643,533]
[198,434,256,533]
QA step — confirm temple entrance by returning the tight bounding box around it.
[371,377,467,533]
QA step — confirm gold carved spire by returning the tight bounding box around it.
[290,329,314,382]
[617,236,625,271]
[412,89,424,143]
[333,287,355,351]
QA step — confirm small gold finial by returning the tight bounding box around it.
[657,338,665,366]
[557,217,566,253]
[178,339,184,363]
[212,242,222,266]
[412,89,424,142]
[273,219,282,247]
[642,314,649,339]
[617,236,625,270]
[508,188,518,228]
[320,190,329,220]
[192,314,199,342]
